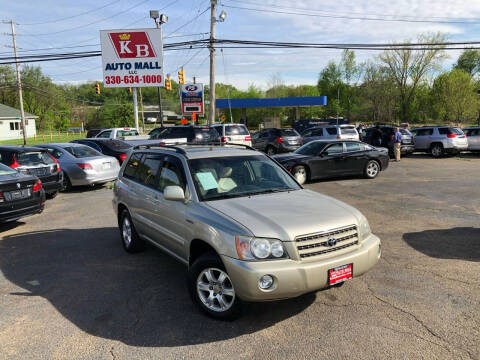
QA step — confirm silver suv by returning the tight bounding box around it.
[302,125,359,144]
[112,144,381,319]
[410,126,468,157]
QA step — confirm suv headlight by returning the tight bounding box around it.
[359,216,371,240]
[235,236,288,260]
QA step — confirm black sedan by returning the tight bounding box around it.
[273,140,389,184]
[71,138,132,164]
[0,162,45,223]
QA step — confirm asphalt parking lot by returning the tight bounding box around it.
[0,154,479,360]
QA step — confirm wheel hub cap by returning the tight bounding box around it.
[197,268,235,312]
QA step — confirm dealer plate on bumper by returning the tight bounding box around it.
[328,263,353,285]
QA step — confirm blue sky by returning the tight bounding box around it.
[2,0,480,90]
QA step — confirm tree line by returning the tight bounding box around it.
[0,33,479,130]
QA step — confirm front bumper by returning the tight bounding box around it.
[222,233,381,301]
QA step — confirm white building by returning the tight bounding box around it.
[0,103,37,141]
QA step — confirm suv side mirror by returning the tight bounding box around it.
[163,186,185,201]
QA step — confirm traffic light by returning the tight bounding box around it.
[165,75,172,91]
[178,68,185,84]
[128,87,132,94]
[95,83,100,95]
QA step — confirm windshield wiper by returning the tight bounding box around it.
[205,188,293,201]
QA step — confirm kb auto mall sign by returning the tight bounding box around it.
[100,29,164,87]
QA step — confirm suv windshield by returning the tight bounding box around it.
[64,146,101,158]
[189,155,300,201]
[295,141,328,156]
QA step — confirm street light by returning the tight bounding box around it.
[217,10,227,22]
[150,10,167,127]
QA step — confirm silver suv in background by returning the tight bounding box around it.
[301,125,359,144]
[410,126,468,157]
[211,124,252,146]
[113,144,381,319]
[463,127,480,152]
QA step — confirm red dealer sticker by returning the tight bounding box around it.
[109,32,156,59]
[328,263,353,285]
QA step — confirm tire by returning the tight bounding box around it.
[266,146,276,156]
[62,173,72,192]
[119,210,145,253]
[364,160,380,179]
[188,252,242,320]
[46,191,58,199]
[430,144,444,158]
[292,165,308,185]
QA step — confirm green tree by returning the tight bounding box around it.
[454,49,480,76]
[431,69,478,123]
[379,33,447,122]
[317,61,346,117]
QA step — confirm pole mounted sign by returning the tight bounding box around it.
[180,84,204,116]
[100,29,164,88]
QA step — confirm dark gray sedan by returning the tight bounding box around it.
[37,143,121,190]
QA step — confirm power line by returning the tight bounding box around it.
[18,0,152,36]
[165,6,210,38]
[17,0,119,26]
[224,0,480,22]
[221,3,480,24]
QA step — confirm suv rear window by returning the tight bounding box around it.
[16,151,54,166]
[215,125,249,136]
[280,129,299,137]
[326,128,338,135]
[194,127,219,141]
[340,127,357,135]
[117,130,139,137]
[102,140,131,150]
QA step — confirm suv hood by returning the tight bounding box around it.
[205,189,361,241]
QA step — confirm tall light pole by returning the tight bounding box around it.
[150,10,168,127]
[208,2,226,125]
[10,21,27,145]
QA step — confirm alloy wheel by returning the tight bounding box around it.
[196,268,235,312]
[122,217,132,247]
[294,167,307,185]
[367,162,379,178]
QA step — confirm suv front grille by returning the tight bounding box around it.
[295,225,358,259]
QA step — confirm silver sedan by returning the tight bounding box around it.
[37,143,120,190]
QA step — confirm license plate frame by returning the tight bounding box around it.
[102,162,111,169]
[328,263,353,285]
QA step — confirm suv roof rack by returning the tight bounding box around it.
[132,142,258,154]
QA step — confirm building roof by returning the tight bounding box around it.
[0,103,38,119]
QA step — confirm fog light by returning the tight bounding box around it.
[259,275,274,290]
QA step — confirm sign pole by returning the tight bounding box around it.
[132,87,139,130]
[156,21,164,127]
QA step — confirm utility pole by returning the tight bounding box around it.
[10,21,27,145]
[150,11,167,128]
[208,0,217,125]
[139,88,146,133]
[132,88,139,130]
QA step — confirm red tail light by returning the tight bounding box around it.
[221,136,227,143]
[390,135,394,141]
[336,135,341,139]
[276,137,284,144]
[0,192,3,202]
[300,137,303,145]
[244,135,251,142]
[46,153,61,173]
[411,136,415,144]
[77,163,93,170]
[32,179,42,192]
[159,142,166,146]
[119,153,127,163]
[10,155,20,169]
[447,133,457,138]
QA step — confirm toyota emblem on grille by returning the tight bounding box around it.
[327,236,337,247]
[16,183,21,189]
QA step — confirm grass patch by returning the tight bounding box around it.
[0,133,85,145]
